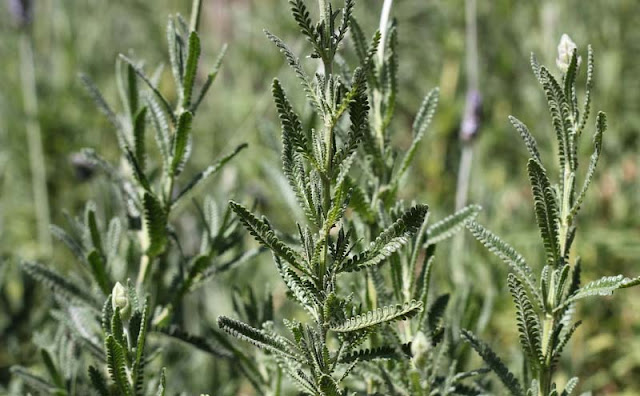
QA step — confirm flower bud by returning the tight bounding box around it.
[556,34,581,73]
[411,331,430,369]
[111,282,131,320]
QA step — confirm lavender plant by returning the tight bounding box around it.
[218,1,484,394]
[10,1,253,394]
[462,35,640,395]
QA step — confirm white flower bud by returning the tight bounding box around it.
[411,331,430,369]
[111,282,131,320]
[556,34,581,73]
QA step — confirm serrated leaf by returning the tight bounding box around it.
[461,329,523,396]
[132,298,149,394]
[79,73,127,148]
[508,274,543,368]
[172,143,247,206]
[577,46,594,135]
[329,300,422,332]
[264,30,323,114]
[124,145,151,191]
[570,112,605,220]
[527,158,561,265]
[154,324,232,358]
[156,368,166,396]
[561,377,579,396]
[167,17,184,94]
[21,261,97,306]
[509,116,540,162]
[556,275,640,312]
[425,204,481,245]
[10,366,60,394]
[171,111,193,175]
[229,201,306,275]
[105,334,133,396]
[87,250,110,295]
[396,88,439,181]
[192,44,227,112]
[217,316,299,361]
[133,107,148,171]
[181,31,200,109]
[343,204,428,272]
[119,54,176,125]
[339,343,411,363]
[466,221,541,308]
[88,365,110,396]
[143,193,168,257]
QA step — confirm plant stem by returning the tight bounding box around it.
[318,0,328,23]
[450,0,479,286]
[373,0,394,152]
[19,30,52,255]
[189,0,203,33]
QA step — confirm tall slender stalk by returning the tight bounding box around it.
[19,29,51,255]
[451,0,481,286]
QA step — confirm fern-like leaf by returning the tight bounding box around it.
[229,201,306,275]
[181,31,200,109]
[21,261,97,306]
[172,143,247,206]
[170,110,193,176]
[425,204,481,245]
[465,221,541,306]
[154,325,233,358]
[509,116,541,162]
[143,193,168,257]
[339,343,411,363]
[217,316,300,361]
[264,30,323,114]
[555,275,640,312]
[461,330,523,396]
[132,298,150,395]
[10,366,60,394]
[105,334,133,396]
[396,88,439,181]
[527,158,561,265]
[329,300,422,333]
[570,112,605,220]
[88,365,110,396]
[119,54,176,125]
[508,274,543,368]
[342,204,428,272]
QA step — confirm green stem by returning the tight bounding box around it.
[189,0,203,33]
[19,30,52,255]
[372,0,394,153]
[318,0,329,24]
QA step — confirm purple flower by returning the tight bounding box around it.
[7,0,32,27]
[460,90,482,142]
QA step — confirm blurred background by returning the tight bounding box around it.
[1,0,638,394]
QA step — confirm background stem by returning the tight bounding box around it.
[189,0,203,33]
[450,0,479,287]
[19,30,51,256]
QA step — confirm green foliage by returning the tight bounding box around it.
[10,2,252,394]
[3,1,639,395]
[464,36,640,395]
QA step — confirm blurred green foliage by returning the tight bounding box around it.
[0,0,638,394]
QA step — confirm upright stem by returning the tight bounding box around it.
[189,0,203,33]
[454,146,473,211]
[377,0,394,65]
[372,0,394,152]
[318,0,328,23]
[19,30,52,255]
[450,0,479,286]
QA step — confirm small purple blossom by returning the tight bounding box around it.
[460,89,482,142]
[7,0,32,27]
